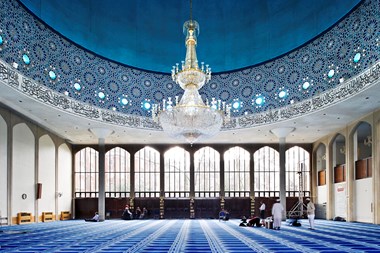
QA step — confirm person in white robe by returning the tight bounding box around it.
[306,198,316,229]
[272,199,284,230]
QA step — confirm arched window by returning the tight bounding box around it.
[105,147,130,198]
[164,147,190,198]
[286,146,310,197]
[224,147,250,197]
[74,147,98,198]
[254,146,279,197]
[194,146,220,197]
[135,147,160,197]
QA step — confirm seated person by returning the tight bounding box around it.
[134,206,142,219]
[239,216,247,226]
[219,209,230,221]
[140,207,148,219]
[288,218,301,227]
[85,212,99,222]
[122,205,133,220]
[247,216,261,227]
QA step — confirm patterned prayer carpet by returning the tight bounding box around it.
[0,219,380,252]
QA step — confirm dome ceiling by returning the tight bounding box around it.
[19,0,360,73]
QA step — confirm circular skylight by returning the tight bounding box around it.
[73,82,81,91]
[22,54,30,65]
[328,69,335,78]
[48,70,56,80]
[279,90,287,98]
[353,52,361,63]
[98,91,105,99]
[143,101,151,110]
[255,96,265,106]
[121,98,128,105]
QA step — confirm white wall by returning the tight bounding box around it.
[317,185,327,204]
[58,144,72,215]
[333,182,347,218]
[354,178,373,223]
[12,123,35,217]
[38,135,56,220]
[0,116,7,218]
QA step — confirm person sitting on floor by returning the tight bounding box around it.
[219,209,230,221]
[134,206,142,219]
[140,207,148,219]
[85,212,99,222]
[239,216,248,226]
[122,205,133,220]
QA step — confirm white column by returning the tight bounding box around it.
[271,127,295,220]
[90,128,113,221]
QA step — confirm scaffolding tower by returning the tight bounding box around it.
[287,163,307,218]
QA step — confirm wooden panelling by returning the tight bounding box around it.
[134,198,160,219]
[318,170,326,186]
[75,198,98,219]
[355,159,367,179]
[164,199,190,219]
[355,157,372,180]
[334,165,345,183]
[368,157,372,177]
[194,198,220,219]
[105,198,130,219]
[224,198,250,218]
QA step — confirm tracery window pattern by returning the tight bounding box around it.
[74,147,99,198]
[254,146,279,197]
[286,146,310,197]
[224,147,250,197]
[105,147,130,198]
[194,147,220,197]
[164,147,190,198]
[135,147,160,197]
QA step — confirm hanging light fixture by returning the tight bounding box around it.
[152,0,231,144]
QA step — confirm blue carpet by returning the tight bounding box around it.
[0,219,380,252]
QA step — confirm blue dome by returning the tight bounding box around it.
[19,0,360,73]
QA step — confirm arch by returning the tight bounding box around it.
[330,134,346,183]
[285,146,310,197]
[194,146,220,198]
[74,147,99,198]
[351,121,373,223]
[253,146,279,197]
[351,121,372,161]
[315,143,327,219]
[12,123,35,218]
[57,143,72,216]
[134,146,160,198]
[105,147,130,198]
[164,146,190,198]
[38,135,56,219]
[330,133,347,219]
[224,146,250,197]
[0,115,7,219]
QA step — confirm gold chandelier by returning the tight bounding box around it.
[152,1,230,144]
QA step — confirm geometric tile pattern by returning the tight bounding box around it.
[0,0,380,126]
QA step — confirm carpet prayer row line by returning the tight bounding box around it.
[0,219,380,252]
